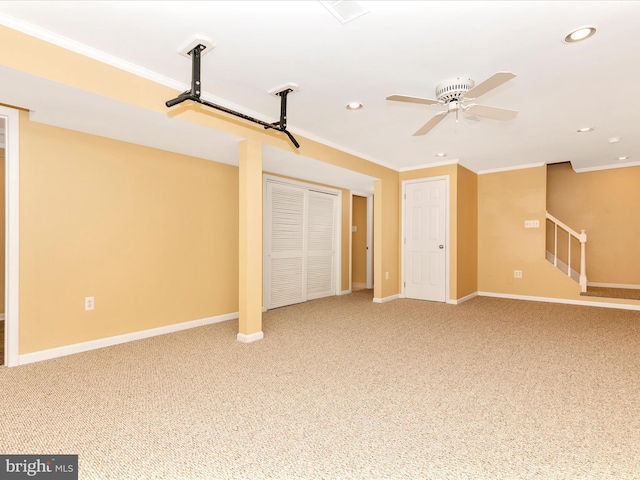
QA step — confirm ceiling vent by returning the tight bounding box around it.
[320,1,369,24]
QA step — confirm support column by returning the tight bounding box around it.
[237,139,264,343]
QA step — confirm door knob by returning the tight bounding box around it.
[439,245,444,249]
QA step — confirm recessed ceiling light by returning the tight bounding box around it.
[435,153,447,157]
[617,156,630,161]
[577,127,593,133]
[565,27,596,43]
[346,102,363,110]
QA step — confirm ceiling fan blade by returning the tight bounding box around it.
[386,94,441,105]
[463,71,516,100]
[413,111,449,136]
[464,104,518,121]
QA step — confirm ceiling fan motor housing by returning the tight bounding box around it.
[436,77,475,103]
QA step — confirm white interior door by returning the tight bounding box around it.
[404,178,447,302]
[265,180,338,309]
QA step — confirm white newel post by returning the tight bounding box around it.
[579,229,587,293]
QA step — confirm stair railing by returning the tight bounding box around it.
[546,211,587,292]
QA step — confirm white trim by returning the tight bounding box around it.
[0,13,273,128]
[1,106,19,367]
[587,282,640,290]
[263,174,342,196]
[365,195,374,289]
[477,162,545,175]
[397,159,480,174]
[401,175,450,303]
[350,190,371,197]
[19,312,239,365]
[338,289,352,295]
[449,292,478,305]
[348,192,353,293]
[573,160,640,173]
[335,190,343,298]
[237,331,264,343]
[478,292,640,311]
[398,159,460,172]
[373,294,399,303]
[350,193,374,292]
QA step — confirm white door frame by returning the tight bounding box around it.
[1,106,20,367]
[401,175,450,303]
[366,194,373,289]
[349,192,373,292]
[263,174,342,309]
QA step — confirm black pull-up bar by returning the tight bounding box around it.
[166,45,300,149]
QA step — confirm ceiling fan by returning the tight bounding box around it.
[386,71,518,136]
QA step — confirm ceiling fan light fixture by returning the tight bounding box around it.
[346,102,363,110]
[565,27,596,43]
[577,127,593,133]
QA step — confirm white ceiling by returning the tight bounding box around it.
[0,0,639,189]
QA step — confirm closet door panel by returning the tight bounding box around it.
[266,183,306,308]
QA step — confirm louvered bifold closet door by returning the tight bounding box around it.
[306,191,336,300]
[266,183,306,309]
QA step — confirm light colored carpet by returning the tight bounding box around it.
[1,292,640,479]
[581,286,640,301]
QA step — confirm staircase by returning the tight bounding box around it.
[545,211,587,292]
[546,211,640,301]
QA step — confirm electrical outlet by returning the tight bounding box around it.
[524,220,540,228]
[514,270,523,279]
[85,296,95,311]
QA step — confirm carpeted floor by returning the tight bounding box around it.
[581,286,640,301]
[1,292,639,479]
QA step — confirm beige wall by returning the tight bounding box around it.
[456,165,478,298]
[547,162,640,286]
[477,164,640,307]
[19,115,239,353]
[352,195,367,285]
[0,23,404,355]
[478,165,578,297]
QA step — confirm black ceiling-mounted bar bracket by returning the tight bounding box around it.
[166,44,300,149]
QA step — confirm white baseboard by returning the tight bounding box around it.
[449,292,478,305]
[477,291,640,311]
[373,294,399,304]
[588,282,640,290]
[338,289,352,295]
[237,331,264,343]
[352,282,366,289]
[19,311,239,365]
